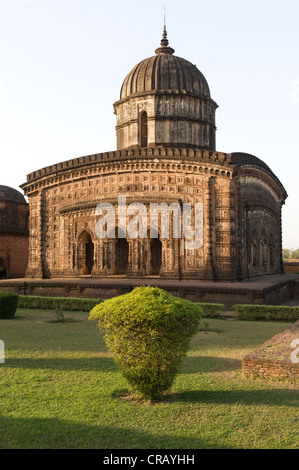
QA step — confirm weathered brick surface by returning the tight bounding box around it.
[242,321,299,381]
[0,235,29,278]
[0,187,29,278]
[284,261,299,274]
[242,357,299,380]
[20,149,287,282]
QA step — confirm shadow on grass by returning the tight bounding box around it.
[0,414,231,449]
[5,355,240,374]
[169,389,299,407]
[111,386,298,408]
[180,356,241,373]
[5,356,117,372]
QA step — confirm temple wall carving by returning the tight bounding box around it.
[21,149,286,281]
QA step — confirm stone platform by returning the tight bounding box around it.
[1,274,299,309]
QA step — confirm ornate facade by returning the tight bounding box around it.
[20,29,287,281]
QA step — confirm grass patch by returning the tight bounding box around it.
[0,308,298,449]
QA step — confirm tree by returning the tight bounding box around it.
[283,248,299,260]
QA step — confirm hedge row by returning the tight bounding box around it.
[7,292,299,322]
[197,302,225,318]
[0,292,19,319]
[17,295,226,316]
[233,304,299,322]
[18,295,104,312]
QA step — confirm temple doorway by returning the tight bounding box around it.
[79,231,94,275]
[116,238,129,274]
[0,258,6,279]
[150,237,162,275]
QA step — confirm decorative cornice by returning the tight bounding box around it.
[114,90,219,108]
[20,148,232,188]
[246,204,278,219]
[59,195,184,215]
[20,147,286,207]
[235,165,287,204]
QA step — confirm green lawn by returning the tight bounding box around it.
[0,308,298,449]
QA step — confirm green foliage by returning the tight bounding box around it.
[0,291,19,319]
[197,302,225,318]
[283,249,291,260]
[233,304,299,322]
[90,286,203,400]
[18,295,103,312]
[55,307,65,322]
[283,248,299,260]
[15,295,224,317]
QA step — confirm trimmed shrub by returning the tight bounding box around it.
[0,291,19,319]
[233,304,299,322]
[90,286,203,400]
[18,295,103,312]
[197,302,225,318]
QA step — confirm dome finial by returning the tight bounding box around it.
[161,5,169,47]
[161,24,169,48]
[155,7,175,55]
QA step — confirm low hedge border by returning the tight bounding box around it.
[18,295,104,312]
[233,304,299,322]
[17,295,226,317]
[197,302,225,318]
[11,294,299,322]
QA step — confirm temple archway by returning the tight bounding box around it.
[139,111,148,148]
[116,238,129,274]
[0,258,6,279]
[78,231,94,275]
[150,236,162,275]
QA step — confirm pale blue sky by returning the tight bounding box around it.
[0,0,298,247]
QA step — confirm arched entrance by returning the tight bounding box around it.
[139,111,148,147]
[78,231,94,275]
[150,237,162,275]
[0,258,6,279]
[116,238,129,274]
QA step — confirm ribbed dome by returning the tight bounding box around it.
[120,28,211,100]
[0,185,26,203]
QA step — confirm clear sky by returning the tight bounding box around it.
[0,0,298,248]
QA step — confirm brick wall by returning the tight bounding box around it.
[242,320,299,381]
[0,235,29,278]
[242,357,299,380]
[284,261,299,274]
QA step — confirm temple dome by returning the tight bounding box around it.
[120,27,211,101]
[0,185,26,204]
[114,27,218,151]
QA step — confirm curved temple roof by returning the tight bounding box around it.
[119,27,211,101]
[0,185,26,204]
